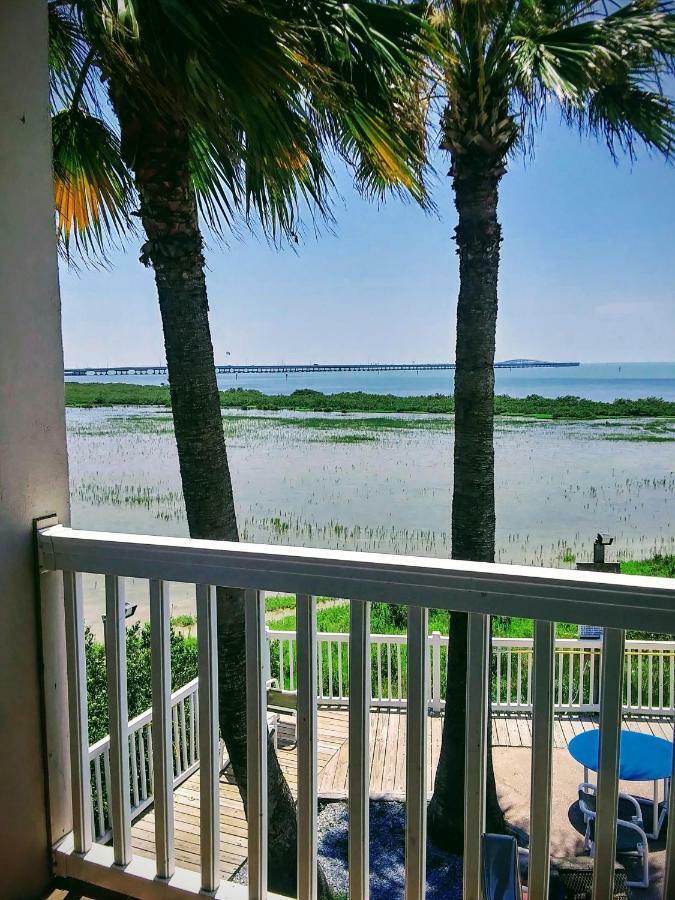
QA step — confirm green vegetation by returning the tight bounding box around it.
[621,555,675,579]
[64,382,675,420]
[86,623,197,744]
[265,594,301,613]
[270,603,577,638]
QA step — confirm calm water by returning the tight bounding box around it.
[69,407,675,560]
[65,361,675,402]
[69,406,675,628]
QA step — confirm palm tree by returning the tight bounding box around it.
[427,0,675,852]
[49,1,429,894]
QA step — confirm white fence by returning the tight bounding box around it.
[88,678,200,842]
[268,630,675,716]
[39,525,675,900]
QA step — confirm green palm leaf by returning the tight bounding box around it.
[52,107,136,259]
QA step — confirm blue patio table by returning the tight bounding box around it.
[569,729,673,839]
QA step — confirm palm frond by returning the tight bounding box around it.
[510,0,675,157]
[48,1,99,112]
[72,0,433,241]
[52,107,136,260]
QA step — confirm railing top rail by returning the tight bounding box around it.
[38,525,675,633]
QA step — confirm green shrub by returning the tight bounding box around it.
[86,623,197,743]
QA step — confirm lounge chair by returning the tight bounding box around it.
[482,833,527,899]
[266,678,297,747]
[578,783,649,889]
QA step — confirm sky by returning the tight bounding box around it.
[59,117,675,366]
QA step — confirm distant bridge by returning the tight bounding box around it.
[64,359,580,377]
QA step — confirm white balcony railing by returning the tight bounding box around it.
[38,524,675,900]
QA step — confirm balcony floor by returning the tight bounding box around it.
[130,709,673,894]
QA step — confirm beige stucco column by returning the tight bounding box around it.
[0,1,71,896]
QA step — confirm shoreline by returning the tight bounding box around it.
[65,382,675,419]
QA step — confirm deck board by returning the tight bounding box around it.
[130,708,674,882]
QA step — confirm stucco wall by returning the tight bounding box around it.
[0,1,71,896]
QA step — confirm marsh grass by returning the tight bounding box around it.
[65,383,675,419]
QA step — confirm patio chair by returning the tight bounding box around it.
[267,678,297,748]
[481,834,526,900]
[578,782,644,830]
[578,785,649,889]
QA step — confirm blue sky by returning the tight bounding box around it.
[59,117,675,366]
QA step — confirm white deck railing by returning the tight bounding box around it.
[86,632,675,844]
[39,525,675,900]
[88,677,199,843]
[268,630,675,715]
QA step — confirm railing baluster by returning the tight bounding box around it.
[172,705,180,774]
[567,650,573,708]
[590,647,596,707]
[63,571,92,853]
[659,652,664,710]
[327,638,333,700]
[626,649,632,709]
[130,730,140,808]
[592,628,625,900]
[377,641,383,701]
[405,605,428,900]
[318,637,324,700]
[349,599,370,899]
[338,640,344,699]
[94,755,105,838]
[289,637,295,691]
[638,649,643,707]
[150,578,175,879]
[529,620,555,898]
[579,649,585,708]
[506,647,512,706]
[148,726,155,794]
[103,748,112,834]
[387,641,393,702]
[189,691,196,764]
[180,699,188,771]
[246,588,268,899]
[297,594,318,899]
[648,651,654,708]
[527,649,533,709]
[496,646,502,707]
[196,584,220,892]
[557,651,563,708]
[105,574,132,865]
[397,642,403,701]
[432,632,442,713]
[463,613,490,900]
[139,727,148,801]
[517,651,523,707]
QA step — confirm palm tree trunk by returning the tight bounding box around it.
[428,157,506,852]
[113,103,331,898]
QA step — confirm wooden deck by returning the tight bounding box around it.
[130,709,674,882]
